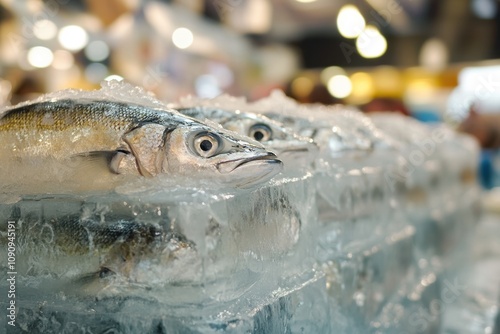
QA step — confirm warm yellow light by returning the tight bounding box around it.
[373,66,403,97]
[296,0,317,3]
[58,25,89,51]
[349,72,375,104]
[356,26,387,59]
[172,27,194,49]
[291,76,314,98]
[337,5,366,39]
[27,46,54,68]
[327,75,352,99]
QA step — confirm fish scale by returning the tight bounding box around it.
[0,100,153,132]
[0,100,176,158]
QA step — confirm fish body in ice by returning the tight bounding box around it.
[0,205,197,288]
[177,106,317,166]
[0,99,282,187]
[262,108,395,154]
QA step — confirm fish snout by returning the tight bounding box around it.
[216,151,283,187]
[216,151,281,174]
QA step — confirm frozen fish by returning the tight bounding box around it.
[0,99,283,188]
[0,206,197,287]
[177,106,317,166]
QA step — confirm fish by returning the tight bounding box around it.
[262,106,396,154]
[177,106,317,166]
[0,98,283,189]
[0,204,198,291]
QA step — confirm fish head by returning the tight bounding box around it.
[221,113,318,166]
[161,123,283,187]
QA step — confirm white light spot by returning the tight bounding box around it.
[472,0,497,19]
[27,46,54,68]
[52,50,74,70]
[84,40,110,62]
[327,75,352,99]
[58,25,89,51]
[209,63,234,88]
[33,20,58,40]
[320,66,346,85]
[419,38,449,71]
[356,26,387,59]
[195,74,221,98]
[337,5,365,39]
[172,27,194,49]
[104,75,124,82]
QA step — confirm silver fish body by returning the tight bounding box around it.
[0,99,282,188]
[177,106,317,167]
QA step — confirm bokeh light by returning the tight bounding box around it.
[349,72,375,104]
[337,5,365,39]
[84,41,110,62]
[52,50,75,70]
[356,26,387,59]
[195,74,221,98]
[327,75,352,99]
[33,20,58,40]
[419,38,449,71]
[320,66,346,86]
[291,76,314,98]
[471,0,497,19]
[58,25,89,52]
[85,63,108,83]
[105,75,124,81]
[172,28,194,49]
[27,46,54,68]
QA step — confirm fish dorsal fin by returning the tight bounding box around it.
[123,123,166,177]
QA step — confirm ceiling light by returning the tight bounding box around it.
[337,5,365,39]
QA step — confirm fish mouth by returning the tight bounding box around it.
[216,152,283,187]
[275,141,318,158]
[281,147,310,154]
[217,152,281,174]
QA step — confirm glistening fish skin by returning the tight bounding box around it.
[178,106,317,166]
[0,99,282,187]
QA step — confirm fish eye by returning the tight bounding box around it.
[99,267,115,279]
[249,124,272,142]
[193,132,221,158]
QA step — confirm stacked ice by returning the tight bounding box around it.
[0,85,481,333]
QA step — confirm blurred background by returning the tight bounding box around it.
[1,0,500,123]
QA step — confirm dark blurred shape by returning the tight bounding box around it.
[86,0,133,26]
[203,0,224,23]
[0,2,14,21]
[361,98,411,116]
[285,81,341,105]
[459,105,500,149]
[10,76,45,105]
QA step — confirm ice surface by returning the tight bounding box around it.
[0,80,167,115]
[0,88,483,333]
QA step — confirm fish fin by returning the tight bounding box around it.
[123,123,166,177]
[71,150,129,174]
